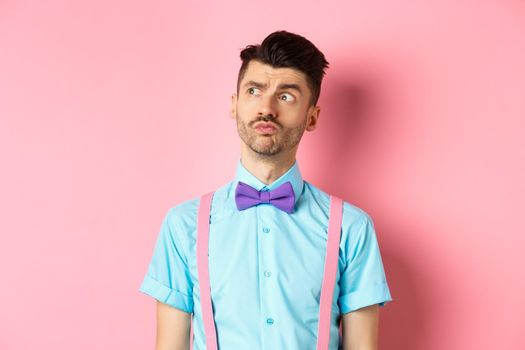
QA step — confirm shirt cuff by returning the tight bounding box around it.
[139,274,194,313]
[338,281,392,314]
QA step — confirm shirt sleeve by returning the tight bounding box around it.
[138,208,194,313]
[338,212,392,314]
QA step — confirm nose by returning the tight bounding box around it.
[257,94,277,118]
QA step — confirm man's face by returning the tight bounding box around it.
[231,60,320,157]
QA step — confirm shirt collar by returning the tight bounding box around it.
[232,159,305,206]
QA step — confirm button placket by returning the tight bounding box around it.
[258,203,278,341]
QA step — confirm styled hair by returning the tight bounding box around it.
[237,30,329,106]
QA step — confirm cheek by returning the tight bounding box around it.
[280,106,309,126]
[236,99,257,115]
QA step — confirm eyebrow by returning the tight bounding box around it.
[242,80,303,95]
[279,83,303,95]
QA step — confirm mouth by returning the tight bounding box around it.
[253,122,278,134]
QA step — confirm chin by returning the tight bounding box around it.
[252,144,283,156]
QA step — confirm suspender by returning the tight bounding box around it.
[195,192,217,350]
[317,194,344,350]
[191,192,344,350]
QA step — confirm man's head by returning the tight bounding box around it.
[231,31,329,158]
[236,31,329,107]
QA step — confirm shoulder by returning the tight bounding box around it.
[162,180,233,233]
[164,196,200,229]
[304,181,376,260]
[155,197,200,258]
[304,180,372,227]
[339,201,378,264]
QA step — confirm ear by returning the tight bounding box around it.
[305,105,321,131]
[230,93,237,119]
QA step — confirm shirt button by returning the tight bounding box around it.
[262,227,270,234]
[264,270,272,277]
[266,318,274,325]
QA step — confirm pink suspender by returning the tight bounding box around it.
[194,192,217,350]
[191,192,343,350]
[316,195,343,350]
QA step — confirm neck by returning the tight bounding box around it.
[240,146,297,185]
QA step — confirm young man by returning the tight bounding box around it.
[139,31,392,350]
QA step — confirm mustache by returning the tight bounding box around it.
[250,115,281,128]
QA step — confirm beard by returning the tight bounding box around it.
[235,113,307,156]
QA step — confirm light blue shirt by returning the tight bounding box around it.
[139,160,392,349]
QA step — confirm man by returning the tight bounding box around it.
[139,30,392,350]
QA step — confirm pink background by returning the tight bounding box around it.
[1,1,524,349]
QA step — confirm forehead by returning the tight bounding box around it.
[241,60,308,86]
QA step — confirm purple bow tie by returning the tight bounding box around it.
[235,181,295,214]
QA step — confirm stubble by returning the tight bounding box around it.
[235,113,307,156]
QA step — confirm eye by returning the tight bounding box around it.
[247,87,261,96]
[279,92,295,102]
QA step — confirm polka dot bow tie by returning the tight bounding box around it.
[234,181,295,214]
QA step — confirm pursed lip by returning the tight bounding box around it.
[253,122,278,131]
